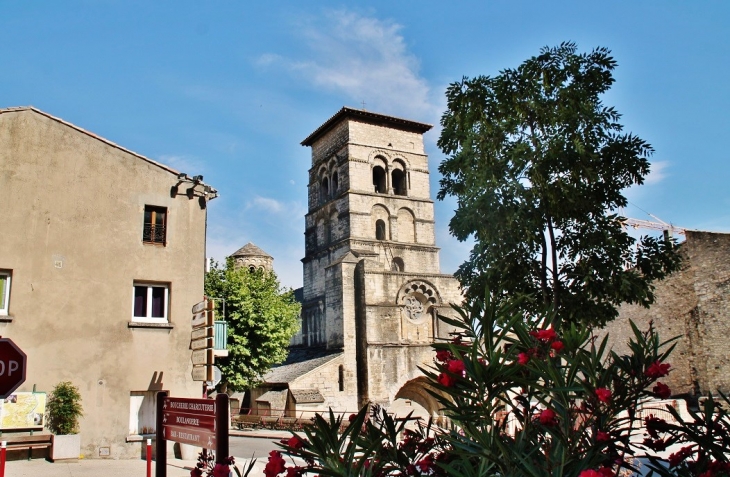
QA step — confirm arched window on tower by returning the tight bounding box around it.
[375,219,387,240]
[391,257,405,272]
[373,166,386,193]
[320,177,329,203]
[331,171,339,195]
[392,169,406,196]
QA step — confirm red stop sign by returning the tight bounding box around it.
[0,339,27,399]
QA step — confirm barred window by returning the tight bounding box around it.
[143,206,167,245]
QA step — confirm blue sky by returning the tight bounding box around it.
[2,2,728,288]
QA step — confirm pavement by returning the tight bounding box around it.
[1,429,292,477]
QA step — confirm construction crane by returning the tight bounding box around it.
[621,215,687,238]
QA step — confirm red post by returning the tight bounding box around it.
[1,440,6,477]
[146,438,152,477]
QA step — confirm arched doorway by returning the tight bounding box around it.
[390,377,444,426]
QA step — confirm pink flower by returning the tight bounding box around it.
[538,408,557,426]
[447,359,466,374]
[645,361,671,379]
[595,388,612,403]
[653,382,672,399]
[264,451,287,477]
[550,340,565,352]
[437,372,456,387]
[517,352,530,365]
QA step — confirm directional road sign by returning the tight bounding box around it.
[162,397,218,449]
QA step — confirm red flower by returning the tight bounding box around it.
[348,413,357,422]
[579,470,601,477]
[447,359,466,374]
[212,464,230,477]
[595,388,612,403]
[435,349,453,362]
[668,446,694,467]
[645,361,671,379]
[191,468,203,477]
[286,467,303,477]
[653,382,672,399]
[517,352,530,365]
[550,340,565,352]
[287,435,305,450]
[417,454,434,472]
[437,372,456,387]
[530,327,557,342]
[596,431,611,443]
[579,469,613,477]
[264,450,287,477]
[538,408,557,426]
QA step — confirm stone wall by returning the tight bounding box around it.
[602,231,730,396]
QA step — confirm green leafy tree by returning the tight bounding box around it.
[437,42,682,327]
[205,259,300,392]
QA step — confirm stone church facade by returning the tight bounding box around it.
[251,108,461,417]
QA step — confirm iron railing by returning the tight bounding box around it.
[142,224,166,244]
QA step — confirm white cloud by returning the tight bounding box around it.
[247,196,285,214]
[644,160,668,185]
[157,154,205,175]
[258,9,438,121]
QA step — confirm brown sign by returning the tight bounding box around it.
[190,337,213,351]
[164,425,216,450]
[192,310,214,329]
[163,397,216,416]
[191,300,207,315]
[191,365,213,382]
[191,326,213,341]
[163,410,216,431]
[191,348,213,366]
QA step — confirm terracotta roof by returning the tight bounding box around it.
[0,106,216,194]
[230,242,272,258]
[263,347,343,384]
[301,107,432,146]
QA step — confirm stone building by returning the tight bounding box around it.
[251,108,461,418]
[230,242,273,272]
[602,230,730,397]
[0,106,216,458]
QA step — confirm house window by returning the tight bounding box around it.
[143,206,167,245]
[0,271,10,316]
[132,283,169,322]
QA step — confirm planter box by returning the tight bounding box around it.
[51,434,80,462]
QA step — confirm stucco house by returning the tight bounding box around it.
[0,106,216,458]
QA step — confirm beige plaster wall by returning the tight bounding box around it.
[0,109,207,458]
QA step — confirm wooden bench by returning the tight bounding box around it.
[232,414,263,430]
[2,433,53,460]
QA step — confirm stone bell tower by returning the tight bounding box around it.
[296,107,461,410]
